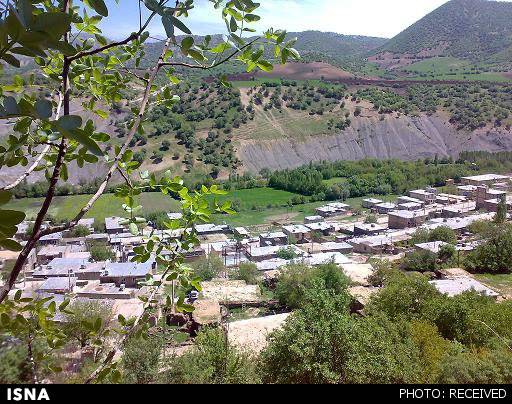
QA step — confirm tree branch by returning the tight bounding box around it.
[159,38,259,70]
[1,93,64,191]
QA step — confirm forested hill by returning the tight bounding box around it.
[378,0,512,61]
[142,31,386,69]
[289,31,386,59]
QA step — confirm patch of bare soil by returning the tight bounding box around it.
[257,62,353,81]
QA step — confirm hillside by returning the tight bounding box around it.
[378,0,512,61]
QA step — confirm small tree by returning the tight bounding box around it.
[89,242,115,262]
[494,194,508,224]
[233,262,258,285]
[68,224,90,238]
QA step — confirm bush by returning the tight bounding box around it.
[68,224,90,238]
[89,242,115,262]
[122,335,163,384]
[400,250,438,273]
[160,328,258,384]
[234,262,259,285]
[275,263,349,309]
[192,255,225,281]
[465,225,512,274]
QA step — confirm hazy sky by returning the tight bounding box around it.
[101,0,509,39]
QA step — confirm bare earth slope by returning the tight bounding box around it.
[237,113,512,172]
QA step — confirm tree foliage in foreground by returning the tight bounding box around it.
[0,0,298,383]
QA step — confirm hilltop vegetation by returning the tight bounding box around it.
[356,83,512,130]
[379,0,512,62]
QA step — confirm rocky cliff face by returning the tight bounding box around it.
[236,114,512,173]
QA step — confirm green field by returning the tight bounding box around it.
[404,57,511,83]
[8,187,379,229]
[7,193,181,223]
[7,188,305,227]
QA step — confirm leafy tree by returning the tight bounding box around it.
[122,334,164,384]
[161,328,258,384]
[275,263,349,310]
[62,300,114,349]
[68,224,90,238]
[465,225,512,274]
[276,246,298,260]
[260,281,421,384]
[192,254,225,282]
[234,262,259,285]
[89,242,115,262]
[494,195,508,224]
[0,0,298,383]
[400,250,438,273]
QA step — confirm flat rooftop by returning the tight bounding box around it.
[430,277,499,298]
[462,174,509,182]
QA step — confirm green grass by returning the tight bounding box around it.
[213,201,327,227]
[7,193,181,223]
[473,273,512,297]
[210,187,299,210]
[404,57,511,83]
[8,188,398,229]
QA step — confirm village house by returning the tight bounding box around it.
[461,174,510,187]
[484,195,512,212]
[362,198,383,209]
[349,230,415,254]
[304,221,335,236]
[474,186,507,209]
[397,202,424,211]
[166,212,183,221]
[282,224,311,243]
[259,231,288,247]
[36,277,77,295]
[233,227,250,239]
[374,202,397,214]
[105,217,126,235]
[457,184,478,198]
[304,215,324,224]
[442,202,477,218]
[415,241,450,254]
[315,202,349,217]
[32,258,91,279]
[319,241,354,254]
[77,218,95,232]
[38,232,63,246]
[409,189,437,204]
[397,196,424,206]
[353,223,387,236]
[388,210,429,229]
[77,281,134,299]
[430,277,499,298]
[194,223,231,236]
[100,260,156,288]
[247,244,303,262]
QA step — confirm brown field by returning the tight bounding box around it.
[257,62,354,81]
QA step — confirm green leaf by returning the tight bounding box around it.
[86,0,109,17]
[169,15,191,35]
[129,222,138,235]
[0,190,12,206]
[66,129,103,156]
[0,209,25,226]
[35,99,52,119]
[0,239,22,252]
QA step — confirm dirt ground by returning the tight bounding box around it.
[228,313,291,353]
[257,62,353,81]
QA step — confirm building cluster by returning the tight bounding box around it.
[0,173,509,354]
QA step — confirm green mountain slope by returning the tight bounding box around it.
[379,0,512,61]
